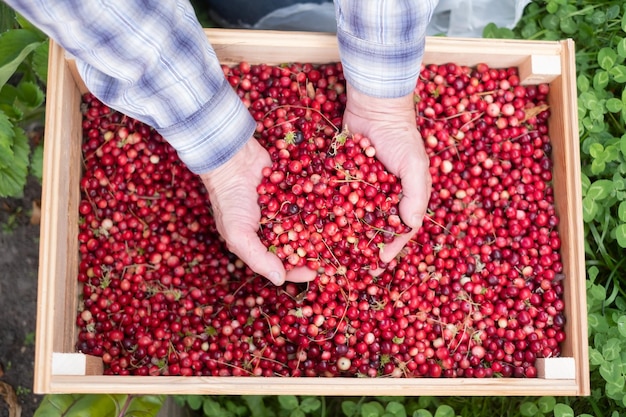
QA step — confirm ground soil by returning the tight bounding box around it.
[0,177,45,417]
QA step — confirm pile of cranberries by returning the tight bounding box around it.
[75,60,565,379]
[257,130,410,275]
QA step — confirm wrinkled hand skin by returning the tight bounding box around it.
[342,83,432,266]
[199,139,316,286]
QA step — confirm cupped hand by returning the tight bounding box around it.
[199,138,317,285]
[342,83,432,264]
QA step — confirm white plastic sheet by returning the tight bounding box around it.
[427,0,532,37]
[252,1,531,38]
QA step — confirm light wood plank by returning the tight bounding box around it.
[48,375,581,396]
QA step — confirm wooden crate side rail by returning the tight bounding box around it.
[548,39,589,396]
[35,39,83,393]
[47,374,581,396]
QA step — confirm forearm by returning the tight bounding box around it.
[5,0,255,174]
[333,0,438,99]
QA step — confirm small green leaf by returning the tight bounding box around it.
[0,125,28,198]
[586,179,613,200]
[553,403,574,417]
[386,402,407,417]
[589,142,604,158]
[607,5,621,20]
[202,398,222,416]
[521,21,539,40]
[599,47,618,70]
[342,400,359,417]
[606,144,621,162]
[14,14,48,39]
[300,397,321,413]
[362,402,384,417]
[594,70,610,90]
[16,80,44,109]
[185,396,203,410]
[546,1,559,15]
[433,405,455,417]
[606,381,626,400]
[589,283,607,303]
[121,395,165,416]
[587,10,607,25]
[577,22,594,40]
[542,14,560,30]
[591,159,606,175]
[31,40,49,84]
[481,23,515,39]
[589,347,605,366]
[30,141,43,182]
[482,23,498,38]
[587,265,599,283]
[622,11,626,32]
[602,338,622,361]
[616,224,626,247]
[278,395,299,411]
[600,360,622,384]
[606,97,624,112]
[0,29,42,88]
[618,38,626,59]
[577,74,590,92]
[537,396,556,413]
[590,311,609,332]
[580,91,599,110]
[617,315,626,338]
[582,196,599,222]
[581,173,591,194]
[611,65,626,83]
[614,175,626,191]
[560,17,577,34]
[290,409,306,417]
[520,401,539,416]
[242,395,269,417]
[412,411,433,417]
[0,111,15,166]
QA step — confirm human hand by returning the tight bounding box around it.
[342,83,432,264]
[199,138,317,285]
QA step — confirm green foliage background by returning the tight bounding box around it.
[3,0,623,416]
[0,3,47,198]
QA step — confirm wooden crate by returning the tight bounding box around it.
[36,29,589,396]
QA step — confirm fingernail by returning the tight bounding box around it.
[269,271,283,286]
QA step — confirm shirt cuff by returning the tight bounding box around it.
[157,78,256,174]
[336,28,425,99]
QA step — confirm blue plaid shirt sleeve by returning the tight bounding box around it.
[334,0,438,98]
[6,0,437,173]
[5,0,255,174]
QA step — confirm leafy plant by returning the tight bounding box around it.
[33,394,165,417]
[174,395,604,417]
[0,4,48,198]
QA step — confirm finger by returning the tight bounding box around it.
[369,266,384,277]
[398,164,431,231]
[227,231,287,286]
[379,227,418,264]
[285,266,318,283]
